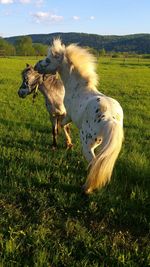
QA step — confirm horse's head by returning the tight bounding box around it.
[35,38,65,75]
[18,64,41,98]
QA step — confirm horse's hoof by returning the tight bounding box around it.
[66,143,73,150]
[82,184,93,195]
[51,145,57,150]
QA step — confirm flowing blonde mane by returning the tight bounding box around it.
[51,39,99,89]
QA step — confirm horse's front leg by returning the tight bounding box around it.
[63,124,73,149]
[59,114,73,149]
[51,117,58,149]
[61,113,72,127]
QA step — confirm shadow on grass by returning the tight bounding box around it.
[1,116,149,241]
[0,117,70,152]
[0,117,50,134]
[120,62,150,68]
[1,148,149,267]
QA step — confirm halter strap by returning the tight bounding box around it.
[32,72,59,103]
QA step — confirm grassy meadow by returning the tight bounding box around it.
[0,56,150,266]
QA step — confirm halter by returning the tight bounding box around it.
[21,68,59,103]
[32,73,58,103]
[28,73,44,103]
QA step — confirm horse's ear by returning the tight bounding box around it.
[34,63,38,71]
[26,63,30,67]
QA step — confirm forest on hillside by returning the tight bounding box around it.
[1,32,150,56]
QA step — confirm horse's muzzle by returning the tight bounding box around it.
[18,89,27,98]
[34,61,44,73]
[34,61,57,75]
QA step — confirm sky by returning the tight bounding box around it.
[0,0,150,38]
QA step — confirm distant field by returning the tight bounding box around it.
[0,56,150,266]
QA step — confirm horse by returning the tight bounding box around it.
[18,64,73,149]
[35,38,124,194]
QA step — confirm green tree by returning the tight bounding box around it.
[33,43,48,56]
[15,36,35,56]
[0,37,16,56]
[99,48,106,56]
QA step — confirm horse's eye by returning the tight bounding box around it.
[23,77,28,84]
[54,53,60,59]
[46,58,51,63]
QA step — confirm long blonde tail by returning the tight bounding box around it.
[84,121,124,194]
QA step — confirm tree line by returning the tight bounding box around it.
[0,36,48,56]
[1,34,150,58]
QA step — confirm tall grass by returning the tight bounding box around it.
[0,57,150,266]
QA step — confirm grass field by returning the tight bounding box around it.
[0,56,150,266]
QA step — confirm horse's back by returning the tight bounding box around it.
[82,94,123,129]
[101,95,123,122]
[43,75,64,92]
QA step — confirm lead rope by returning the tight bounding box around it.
[56,72,59,80]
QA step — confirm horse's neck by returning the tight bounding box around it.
[59,66,100,108]
[59,64,86,94]
[33,73,43,89]
[38,79,49,99]
[39,76,62,103]
[59,63,69,85]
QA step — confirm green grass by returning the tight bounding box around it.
[0,56,150,266]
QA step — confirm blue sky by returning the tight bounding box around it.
[0,0,150,37]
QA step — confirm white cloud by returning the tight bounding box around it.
[73,16,80,20]
[90,16,95,20]
[19,0,31,3]
[35,0,44,7]
[0,0,13,4]
[32,12,63,23]
[0,0,33,3]
[19,0,44,5]
[34,11,49,20]
[4,10,11,15]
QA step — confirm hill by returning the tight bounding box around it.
[5,32,150,54]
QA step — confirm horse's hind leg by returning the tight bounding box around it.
[82,143,95,163]
[81,144,96,194]
[63,124,73,149]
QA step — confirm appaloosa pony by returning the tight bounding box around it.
[18,64,72,149]
[35,39,124,194]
